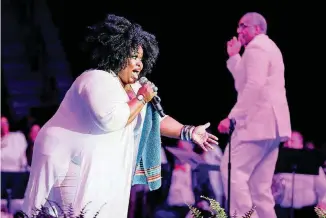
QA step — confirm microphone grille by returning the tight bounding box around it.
[139,77,148,85]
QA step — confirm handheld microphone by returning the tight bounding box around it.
[229,118,236,133]
[139,77,166,117]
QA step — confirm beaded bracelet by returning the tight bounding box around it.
[180,125,195,141]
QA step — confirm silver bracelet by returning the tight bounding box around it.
[189,126,195,141]
[181,125,195,141]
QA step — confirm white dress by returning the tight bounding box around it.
[22,70,150,218]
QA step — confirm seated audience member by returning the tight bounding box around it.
[273,131,326,218]
[1,115,28,172]
[153,140,216,218]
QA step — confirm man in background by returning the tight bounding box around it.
[217,12,291,218]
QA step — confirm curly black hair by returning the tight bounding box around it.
[83,14,159,77]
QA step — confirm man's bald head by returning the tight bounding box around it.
[237,12,268,45]
[242,12,267,34]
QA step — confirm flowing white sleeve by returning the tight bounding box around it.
[80,73,130,132]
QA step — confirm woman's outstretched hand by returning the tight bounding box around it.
[191,122,219,151]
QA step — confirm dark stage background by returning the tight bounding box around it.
[45,0,325,148]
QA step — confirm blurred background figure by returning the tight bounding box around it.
[305,141,315,150]
[273,131,326,218]
[1,115,29,216]
[201,135,224,205]
[151,140,217,218]
[1,115,28,172]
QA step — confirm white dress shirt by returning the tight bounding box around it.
[203,144,223,204]
[1,131,28,172]
[273,167,326,208]
[167,164,195,206]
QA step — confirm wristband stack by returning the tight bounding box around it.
[180,125,195,141]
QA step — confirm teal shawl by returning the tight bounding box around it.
[132,103,162,191]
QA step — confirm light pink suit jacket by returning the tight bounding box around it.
[227,34,291,142]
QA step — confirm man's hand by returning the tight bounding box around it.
[227,36,241,57]
[218,117,230,134]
